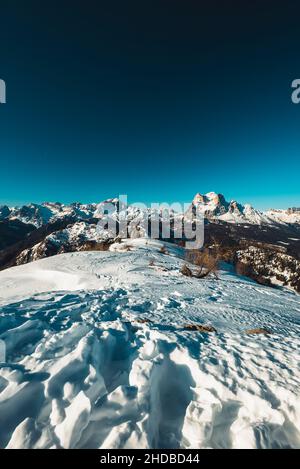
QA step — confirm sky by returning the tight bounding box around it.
[0,0,300,210]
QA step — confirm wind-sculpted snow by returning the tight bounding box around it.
[0,240,299,449]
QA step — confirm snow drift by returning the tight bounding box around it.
[0,239,299,449]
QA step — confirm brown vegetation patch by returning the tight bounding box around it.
[182,324,217,333]
[159,245,168,255]
[135,318,153,324]
[185,246,219,279]
[245,328,271,335]
[180,264,193,277]
[78,240,112,252]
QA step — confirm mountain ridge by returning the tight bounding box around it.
[1,192,299,292]
[1,192,300,227]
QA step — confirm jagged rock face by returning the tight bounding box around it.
[5,202,98,227]
[1,194,300,228]
[192,193,205,204]
[0,206,11,219]
[0,219,36,250]
[190,192,300,226]
[190,192,269,224]
[287,207,300,214]
[15,239,67,265]
[15,222,112,265]
[210,192,227,208]
[228,200,242,214]
[189,192,229,219]
[192,192,227,210]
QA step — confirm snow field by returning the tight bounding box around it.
[0,239,299,449]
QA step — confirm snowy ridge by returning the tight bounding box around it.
[14,222,107,265]
[266,208,300,225]
[0,240,299,449]
[1,193,300,228]
[0,202,98,228]
[190,192,297,225]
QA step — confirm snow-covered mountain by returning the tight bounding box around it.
[1,192,300,228]
[266,207,300,225]
[0,239,299,449]
[190,192,300,225]
[1,192,300,292]
[14,222,110,266]
[0,202,98,228]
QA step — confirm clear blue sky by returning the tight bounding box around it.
[0,1,300,210]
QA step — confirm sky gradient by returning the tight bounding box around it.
[0,1,300,209]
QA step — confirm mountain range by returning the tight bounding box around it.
[0,192,299,292]
[1,192,300,227]
[0,198,300,449]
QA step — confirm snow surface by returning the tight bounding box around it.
[0,239,299,449]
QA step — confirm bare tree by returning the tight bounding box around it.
[185,248,219,279]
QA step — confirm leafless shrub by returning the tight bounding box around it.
[185,249,219,278]
[78,240,112,252]
[180,264,193,277]
[159,245,168,255]
[218,245,235,263]
[235,261,251,277]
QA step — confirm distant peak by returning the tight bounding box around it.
[192,192,226,207]
[192,193,205,204]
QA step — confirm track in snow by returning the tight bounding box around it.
[0,240,299,449]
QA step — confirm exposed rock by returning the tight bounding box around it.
[0,205,11,219]
[245,328,271,335]
[183,324,217,333]
[0,219,36,250]
[134,318,153,324]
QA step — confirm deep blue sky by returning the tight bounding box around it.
[0,0,300,209]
